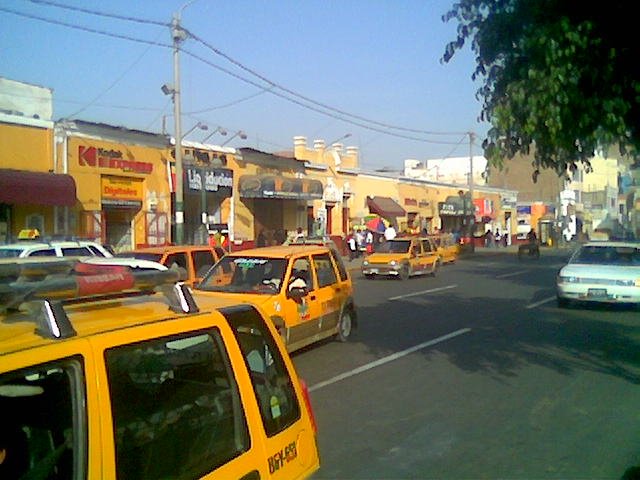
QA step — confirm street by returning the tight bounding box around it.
[293,249,640,479]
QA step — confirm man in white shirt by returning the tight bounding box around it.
[384,224,397,241]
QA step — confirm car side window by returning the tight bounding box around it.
[164,252,188,270]
[290,257,314,291]
[28,248,57,256]
[192,250,215,278]
[0,357,85,480]
[312,252,338,288]
[224,305,301,438]
[421,240,433,253]
[105,329,250,479]
[62,247,93,257]
[88,245,107,257]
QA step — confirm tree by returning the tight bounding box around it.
[442,0,640,179]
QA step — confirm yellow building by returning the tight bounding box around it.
[56,120,172,251]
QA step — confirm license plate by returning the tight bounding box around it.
[587,288,607,297]
[370,268,378,274]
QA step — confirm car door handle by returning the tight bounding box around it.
[335,287,341,292]
[310,295,316,300]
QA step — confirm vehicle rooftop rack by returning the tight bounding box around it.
[0,260,198,340]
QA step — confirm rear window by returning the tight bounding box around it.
[28,249,57,257]
[0,357,86,479]
[61,247,93,257]
[224,305,301,437]
[105,329,250,479]
[0,248,22,258]
[572,245,640,266]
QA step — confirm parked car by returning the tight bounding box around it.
[0,260,319,479]
[197,244,357,352]
[116,245,225,287]
[0,238,113,258]
[361,237,440,280]
[556,241,640,307]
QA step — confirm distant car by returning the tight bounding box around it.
[284,235,338,249]
[116,245,225,287]
[427,233,460,264]
[0,239,113,258]
[556,241,640,307]
[361,237,440,280]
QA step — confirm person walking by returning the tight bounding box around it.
[365,230,374,254]
[347,232,357,261]
[256,229,266,247]
[384,224,397,241]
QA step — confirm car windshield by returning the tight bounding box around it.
[116,252,163,263]
[198,256,287,294]
[375,241,411,254]
[0,248,23,258]
[571,245,640,266]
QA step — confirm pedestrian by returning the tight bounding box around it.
[365,230,374,254]
[384,224,397,241]
[274,228,286,245]
[294,227,305,241]
[347,232,357,261]
[355,229,364,257]
[494,229,501,248]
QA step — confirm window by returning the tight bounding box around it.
[225,305,300,437]
[88,245,107,257]
[0,357,86,479]
[28,248,57,257]
[164,252,189,270]
[62,247,93,257]
[421,240,434,253]
[192,250,216,278]
[313,252,338,288]
[105,329,250,479]
[290,257,313,291]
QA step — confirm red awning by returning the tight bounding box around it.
[0,169,77,206]
[366,196,406,220]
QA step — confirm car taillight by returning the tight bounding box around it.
[298,377,317,434]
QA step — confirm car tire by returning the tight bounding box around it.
[336,309,353,342]
[430,259,440,277]
[399,265,410,281]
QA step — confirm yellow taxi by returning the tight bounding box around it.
[428,233,460,264]
[0,259,319,479]
[361,236,440,280]
[117,244,225,287]
[197,244,357,352]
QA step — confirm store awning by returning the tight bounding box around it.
[239,175,323,200]
[0,169,77,206]
[366,196,406,220]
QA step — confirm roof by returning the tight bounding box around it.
[226,245,333,258]
[128,245,215,254]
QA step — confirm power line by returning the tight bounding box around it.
[186,28,468,137]
[0,6,172,48]
[25,0,168,26]
[182,48,464,145]
[185,88,273,114]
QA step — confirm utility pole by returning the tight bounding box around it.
[468,131,475,252]
[172,13,186,244]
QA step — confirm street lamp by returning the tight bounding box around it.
[181,121,208,140]
[220,130,247,147]
[201,126,228,143]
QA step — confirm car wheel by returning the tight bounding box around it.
[399,265,410,281]
[336,309,353,342]
[363,273,375,280]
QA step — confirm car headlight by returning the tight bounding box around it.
[558,275,578,283]
[389,260,398,267]
[362,260,369,266]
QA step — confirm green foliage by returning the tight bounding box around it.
[442,0,639,177]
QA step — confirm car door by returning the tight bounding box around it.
[421,239,438,270]
[310,251,342,333]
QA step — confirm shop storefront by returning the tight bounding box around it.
[59,121,171,251]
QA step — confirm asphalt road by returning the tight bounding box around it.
[292,249,640,479]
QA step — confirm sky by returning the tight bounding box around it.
[1,0,490,171]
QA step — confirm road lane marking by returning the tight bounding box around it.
[496,270,529,279]
[389,284,457,301]
[308,328,471,393]
[525,295,557,309]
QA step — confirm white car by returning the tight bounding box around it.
[81,256,168,272]
[556,241,640,307]
[0,239,113,258]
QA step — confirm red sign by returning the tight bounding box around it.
[78,146,153,174]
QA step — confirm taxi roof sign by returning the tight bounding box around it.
[18,228,40,240]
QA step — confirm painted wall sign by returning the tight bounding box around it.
[79,146,153,174]
[185,167,233,196]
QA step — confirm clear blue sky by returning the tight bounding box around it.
[1,0,489,170]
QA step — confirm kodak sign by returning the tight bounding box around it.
[78,146,153,174]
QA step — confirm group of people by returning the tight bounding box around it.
[346,229,375,261]
[484,229,508,248]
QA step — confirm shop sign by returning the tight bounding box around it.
[404,198,418,207]
[438,202,464,216]
[79,146,153,174]
[418,200,430,208]
[185,167,233,196]
[101,176,143,208]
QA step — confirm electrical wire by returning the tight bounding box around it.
[25,0,168,26]
[186,29,469,137]
[185,88,273,114]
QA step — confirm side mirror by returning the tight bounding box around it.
[287,286,308,300]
